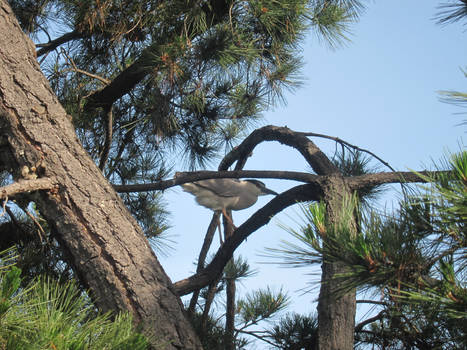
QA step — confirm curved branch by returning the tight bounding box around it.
[219,125,339,175]
[355,311,385,333]
[173,183,323,295]
[113,170,322,193]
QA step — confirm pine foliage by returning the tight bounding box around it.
[274,151,467,349]
[265,312,318,349]
[0,252,149,350]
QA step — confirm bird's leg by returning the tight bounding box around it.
[217,216,224,245]
[221,208,237,230]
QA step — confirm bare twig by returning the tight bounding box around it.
[299,131,396,173]
[235,328,277,347]
[24,208,45,243]
[61,48,110,85]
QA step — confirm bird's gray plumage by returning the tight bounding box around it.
[181,178,278,212]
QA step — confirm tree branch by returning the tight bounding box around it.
[173,183,323,295]
[84,56,148,110]
[84,0,232,110]
[36,30,83,57]
[347,171,449,190]
[98,104,113,171]
[0,178,57,199]
[355,311,385,333]
[61,48,110,85]
[298,131,396,172]
[113,169,447,194]
[219,125,339,175]
[356,299,387,306]
[188,211,221,315]
[235,328,278,347]
[113,170,322,193]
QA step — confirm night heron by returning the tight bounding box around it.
[181,178,278,242]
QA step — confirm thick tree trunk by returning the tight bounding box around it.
[318,175,357,350]
[0,2,202,349]
[318,261,356,349]
[225,277,236,350]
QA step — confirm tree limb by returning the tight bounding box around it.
[356,299,387,306]
[347,171,449,190]
[98,104,113,171]
[36,30,83,57]
[84,0,233,110]
[355,311,385,333]
[173,183,323,295]
[219,125,339,175]
[113,169,446,194]
[188,211,221,315]
[113,170,322,193]
[0,178,57,199]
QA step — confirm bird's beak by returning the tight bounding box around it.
[262,187,278,196]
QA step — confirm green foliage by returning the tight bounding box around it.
[0,266,21,315]
[6,0,366,288]
[191,256,290,348]
[435,0,467,25]
[237,287,289,324]
[268,193,361,277]
[274,151,467,348]
[331,149,385,206]
[265,312,318,349]
[187,311,249,350]
[0,257,149,350]
[223,255,257,281]
[309,0,356,48]
[0,205,74,287]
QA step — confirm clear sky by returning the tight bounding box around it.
[161,1,465,347]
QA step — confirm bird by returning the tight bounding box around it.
[181,178,278,242]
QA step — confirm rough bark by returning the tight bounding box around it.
[318,174,357,350]
[0,2,202,349]
[225,277,236,350]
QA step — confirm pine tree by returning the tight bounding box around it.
[0,1,366,348]
[0,249,149,350]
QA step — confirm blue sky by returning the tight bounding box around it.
[161,1,465,347]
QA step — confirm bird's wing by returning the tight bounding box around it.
[192,179,243,197]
